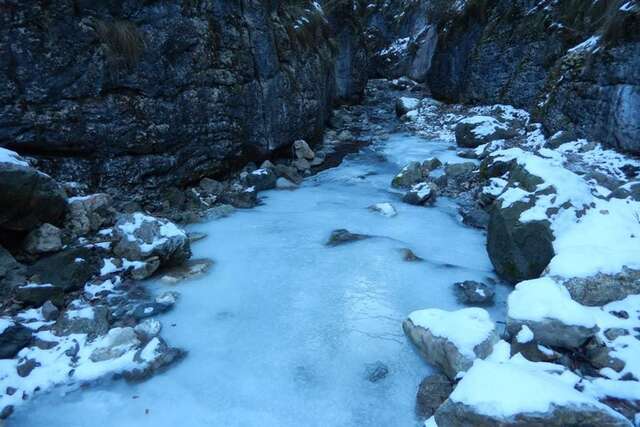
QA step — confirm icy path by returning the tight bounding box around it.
[11,135,508,426]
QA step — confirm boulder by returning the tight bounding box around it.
[15,282,64,308]
[113,213,191,266]
[326,229,370,247]
[0,320,32,359]
[275,177,298,190]
[562,268,640,306]
[416,373,453,419]
[506,278,598,349]
[65,193,116,237]
[29,246,103,292]
[444,162,477,180]
[23,223,62,255]
[391,162,424,188]
[395,97,420,117]
[453,281,495,306]
[403,308,498,379]
[0,148,67,232]
[54,305,110,337]
[487,197,554,284]
[434,357,631,427]
[403,182,437,206]
[90,327,140,362]
[455,116,517,148]
[293,140,315,160]
[221,186,258,209]
[242,168,277,192]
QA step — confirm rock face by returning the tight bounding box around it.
[0,150,67,233]
[403,308,498,379]
[426,0,640,154]
[0,1,366,195]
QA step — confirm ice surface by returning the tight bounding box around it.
[11,135,508,427]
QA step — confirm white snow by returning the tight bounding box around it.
[0,147,29,167]
[515,325,534,343]
[508,277,596,328]
[408,308,495,358]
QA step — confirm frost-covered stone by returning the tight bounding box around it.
[368,202,397,217]
[395,97,420,117]
[90,327,140,362]
[23,223,62,255]
[113,213,191,266]
[403,182,437,206]
[54,305,110,337]
[403,308,498,379]
[506,278,598,349]
[562,268,640,306]
[434,356,631,426]
[453,281,495,306]
[391,161,424,188]
[455,116,516,148]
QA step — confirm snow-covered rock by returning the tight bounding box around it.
[113,213,191,266]
[403,182,437,206]
[403,308,498,379]
[506,278,598,349]
[65,193,115,237]
[368,202,398,217]
[455,116,516,148]
[391,161,424,188]
[396,97,421,117]
[434,355,631,426]
[242,168,277,192]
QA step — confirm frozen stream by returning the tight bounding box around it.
[12,135,508,426]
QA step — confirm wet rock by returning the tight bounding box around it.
[0,151,67,232]
[368,202,397,217]
[16,358,39,377]
[403,182,437,206]
[293,140,315,161]
[65,194,116,237]
[113,213,191,266]
[416,373,453,419]
[41,301,60,321]
[29,246,103,292]
[159,258,213,284]
[326,229,370,247]
[242,168,277,192]
[455,116,516,148]
[562,268,640,306]
[23,223,63,255]
[364,361,389,383]
[453,281,495,306]
[0,321,32,359]
[403,308,498,379]
[391,162,424,188]
[15,283,64,308]
[90,327,140,362]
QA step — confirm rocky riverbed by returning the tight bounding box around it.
[1,76,640,426]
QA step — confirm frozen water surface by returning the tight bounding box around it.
[11,134,507,427]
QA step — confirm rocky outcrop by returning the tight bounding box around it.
[0,0,367,199]
[426,0,640,154]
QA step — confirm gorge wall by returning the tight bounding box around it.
[0,0,368,198]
